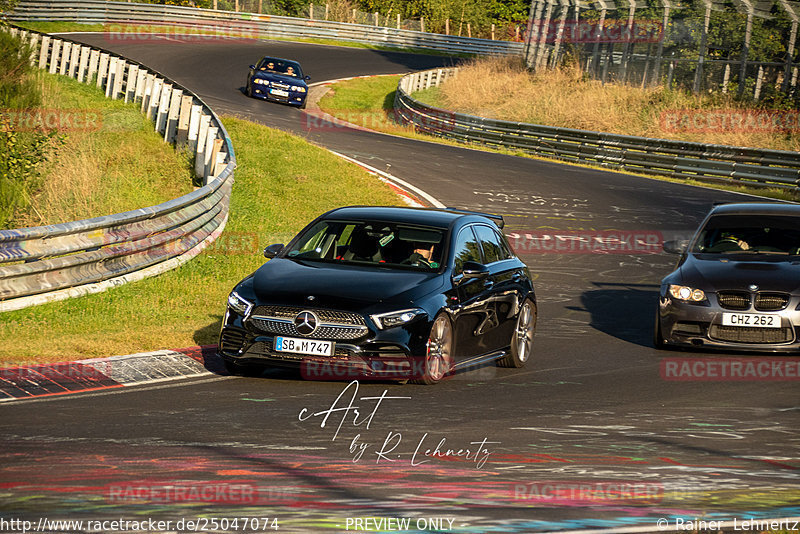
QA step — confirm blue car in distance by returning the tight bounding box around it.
[245,56,310,109]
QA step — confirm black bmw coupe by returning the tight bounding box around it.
[218,206,536,384]
[656,202,800,352]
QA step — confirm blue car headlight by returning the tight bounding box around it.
[370,308,426,330]
[291,86,306,93]
[228,291,253,316]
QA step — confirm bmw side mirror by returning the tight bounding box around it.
[249,64,256,70]
[304,75,311,80]
[264,243,284,258]
[663,240,688,254]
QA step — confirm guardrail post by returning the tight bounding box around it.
[27,32,39,66]
[194,114,212,179]
[141,73,155,113]
[134,68,147,103]
[165,88,183,143]
[203,126,220,184]
[187,104,203,153]
[147,78,163,121]
[206,132,222,183]
[112,59,126,99]
[214,150,227,177]
[77,46,90,82]
[69,42,80,78]
[38,35,50,69]
[59,41,70,75]
[88,49,99,84]
[125,64,139,103]
[105,56,117,97]
[156,84,172,133]
[97,52,109,88]
[176,95,193,147]
[49,39,60,74]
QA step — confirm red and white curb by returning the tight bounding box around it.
[0,345,219,402]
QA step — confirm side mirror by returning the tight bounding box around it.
[264,243,284,258]
[455,261,490,284]
[304,75,311,80]
[249,65,256,70]
[663,240,689,254]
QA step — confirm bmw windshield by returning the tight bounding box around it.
[283,220,446,271]
[691,214,800,256]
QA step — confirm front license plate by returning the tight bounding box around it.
[274,336,334,356]
[270,89,289,97]
[722,313,781,328]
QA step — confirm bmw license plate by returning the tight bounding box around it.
[270,89,289,97]
[722,313,781,328]
[274,336,334,356]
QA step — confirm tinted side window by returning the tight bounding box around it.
[452,226,482,273]
[474,224,506,264]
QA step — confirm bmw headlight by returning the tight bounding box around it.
[668,284,706,302]
[227,290,253,316]
[292,86,306,93]
[254,78,266,85]
[371,308,426,329]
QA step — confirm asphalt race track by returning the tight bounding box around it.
[1,34,798,534]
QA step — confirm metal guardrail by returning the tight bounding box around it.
[0,25,236,312]
[394,69,800,191]
[8,0,524,57]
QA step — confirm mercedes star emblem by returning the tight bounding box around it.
[294,311,318,336]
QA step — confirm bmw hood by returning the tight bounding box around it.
[679,255,800,294]
[249,258,444,311]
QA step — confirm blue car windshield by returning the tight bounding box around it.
[257,58,303,78]
[284,220,446,271]
[692,214,800,255]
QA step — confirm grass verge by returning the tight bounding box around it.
[418,56,800,153]
[317,74,800,202]
[0,115,404,364]
[7,72,194,228]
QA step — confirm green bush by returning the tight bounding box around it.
[0,29,53,229]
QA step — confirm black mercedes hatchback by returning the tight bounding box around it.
[218,206,536,384]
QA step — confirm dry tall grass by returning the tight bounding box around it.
[429,56,799,152]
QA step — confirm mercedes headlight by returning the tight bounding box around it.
[668,284,706,302]
[227,290,253,316]
[371,308,426,329]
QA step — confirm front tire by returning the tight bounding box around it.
[499,299,536,368]
[412,314,454,385]
[653,312,666,349]
[246,78,253,98]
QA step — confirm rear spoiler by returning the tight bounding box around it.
[444,207,505,229]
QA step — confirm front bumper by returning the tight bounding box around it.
[250,85,306,106]
[218,307,431,380]
[658,293,800,352]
